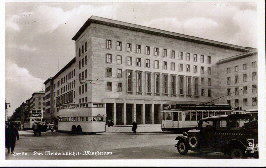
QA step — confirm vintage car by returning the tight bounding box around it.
[175,114,258,158]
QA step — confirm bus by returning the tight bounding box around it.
[58,103,106,134]
[161,103,233,133]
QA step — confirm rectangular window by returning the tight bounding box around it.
[235,75,238,84]
[163,49,167,57]
[116,55,122,64]
[163,74,168,95]
[171,50,175,59]
[193,54,197,62]
[106,54,112,63]
[146,72,152,94]
[136,44,141,53]
[243,64,247,70]
[106,67,112,78]
[155,73,160,95]
[186,64,190,72]
[145,46,150,55]
[208,89,212,97]
[227,77,231,85]
[227,88,231,96]
[235,99,239,107]
[252,97,257,106]
[243,86,248,94]
[136,71,142,94]
[208,78,211,86]
[193,65,198,73]
[136,58,141,67]
[252,61,257,68]
[82,58,84,67]
[126,43,132,52]
[235,66,238,72]
[252,85,257,93]
[208,67,211,75]
[85,69,87,79]
[117,83,122,92]
[171,75,176,96]
[106,82,112,91]
[200,55,204,63]
[243,98,248,106]
[200,66,204,74]
[154,60,159,69]
[171,62,175,71]
[154,47,159,56]
[163,61,167,70]
[252,72,257,81]
[186,53,190,61]
[201,77,205,85]
[127,70,133,94]
[145,59,150,68]
[82,45,84,53]
[117,69,122,78]
[85,56,87,65]
[235,87,239,95]
[127,56,132,66]
[179,76,184,95]
[243,74,247,82]
[201,88,205,96]
[207,56,211,64]
[116,41,122,51]
[79,48,81,57]
[106,39,112,49]
[179,64,183,72]
[226,67,231,74]
[194,77,199,96]
[85,42,87,52]
[187,76,192,96]
[179,52,183,60]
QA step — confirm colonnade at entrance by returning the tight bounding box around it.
[106,103,163,125]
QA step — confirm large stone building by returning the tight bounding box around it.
[216,51,257,110]
[29,91,45,119]
[44,16,257,125]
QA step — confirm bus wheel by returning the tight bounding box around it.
[188,136,199,149]
[77,125,83,135]
[71,125,77,134]
[177,140,188,155]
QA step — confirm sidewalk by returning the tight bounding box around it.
[18,130,34,135]
[105,124,162,133]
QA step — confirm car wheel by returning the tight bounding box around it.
[177,141,188,155]
[230,148,244,159]
[188,136,199,149]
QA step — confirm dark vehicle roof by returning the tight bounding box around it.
[201,114,252,121]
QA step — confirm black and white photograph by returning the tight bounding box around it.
[2,0,265,167]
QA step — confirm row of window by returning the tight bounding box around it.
[56,80,76,96]
[56,69,76,87]
[79,83,88,95]
[226,85,257,96]
[56,90,75,106]
[226,72,257,85]
[79,69,88,81]
[59,116,104,122]
[106,40,212,64]
[227,97,257,107]
[106,54,212,74]
[226,61,257,74]
[79,56,88,69]
[78,41,88,57]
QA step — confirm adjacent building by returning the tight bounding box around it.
[216,51,258,110]
[29,91,45,118]
[44,16,257,125]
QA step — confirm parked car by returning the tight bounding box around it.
[175,114,258,158]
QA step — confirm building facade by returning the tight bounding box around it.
[70,16,254,125]
[216,51,258,110]
[29,91,45,118]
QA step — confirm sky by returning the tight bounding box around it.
[5,1,258,116]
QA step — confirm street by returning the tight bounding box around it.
[6,130,228,160]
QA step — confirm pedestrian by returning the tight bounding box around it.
[5,122,19,154]
[132,121,137,134]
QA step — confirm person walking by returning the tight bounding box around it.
[5,122,19,154]
[132,121,138,134]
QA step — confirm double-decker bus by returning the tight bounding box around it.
[58,103,106,134]
[161,103,233,133]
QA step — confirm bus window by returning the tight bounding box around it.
[173,112,179,121]
[166,113,172,120]
[203,112,208,118]
[179,112,182,121]
[191,112,196,121]
[209,111,214,117]
[185,112,191,121]
[197,112,202,120]
[219,120,227,128]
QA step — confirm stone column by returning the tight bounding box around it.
[123,103,126,125]
[113,103,116,125]
[142,104,145,124]
[133,103,136,122]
